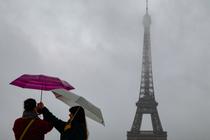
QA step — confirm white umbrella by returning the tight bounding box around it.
[52,89,105,126]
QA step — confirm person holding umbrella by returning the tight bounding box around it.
[37,102,88,140]
[13,98,53,140]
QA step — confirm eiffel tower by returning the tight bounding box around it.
[127,1,167,140]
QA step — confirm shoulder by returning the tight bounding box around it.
[71,122,85,134]
[14,117,23,121]
[13,118,31,130]
[63,123,85,140]
[72,121,84,128]
[14,117,25,124]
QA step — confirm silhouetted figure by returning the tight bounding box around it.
[13,98,53,140]
[38,102,88,140]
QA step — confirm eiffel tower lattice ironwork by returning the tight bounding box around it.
[127,1,167,140]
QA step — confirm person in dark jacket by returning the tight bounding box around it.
[13,98,53,140]
[37,102,88,140]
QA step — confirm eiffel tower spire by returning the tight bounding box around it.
[127,1,167,140]
[146,0,148,12]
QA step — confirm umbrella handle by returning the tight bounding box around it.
[70,106,80,122]
[40,90,43,101]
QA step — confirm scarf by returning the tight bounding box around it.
[22,111,38,119]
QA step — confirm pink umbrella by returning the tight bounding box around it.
[10,74,74,101]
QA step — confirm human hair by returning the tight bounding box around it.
[69,106,88,140]
[24,98,36,111]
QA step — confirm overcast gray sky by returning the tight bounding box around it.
[1,0,210,140]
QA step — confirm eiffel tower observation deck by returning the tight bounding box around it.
[127,1,167,140]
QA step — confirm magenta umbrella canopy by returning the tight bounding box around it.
[10,74,74,91]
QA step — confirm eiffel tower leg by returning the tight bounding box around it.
[151,109,163,133]
[131,107,143,131]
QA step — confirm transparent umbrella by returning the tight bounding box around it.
[52,89,105,126]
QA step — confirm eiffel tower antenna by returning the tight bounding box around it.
[146,0,148,12]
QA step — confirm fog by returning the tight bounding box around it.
[0,0,210,140]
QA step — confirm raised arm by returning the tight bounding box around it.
[37,102,66,133]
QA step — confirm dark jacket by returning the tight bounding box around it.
[13,111,53,140]
[42,107,85,140]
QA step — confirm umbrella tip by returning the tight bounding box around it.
[102,120,105,126]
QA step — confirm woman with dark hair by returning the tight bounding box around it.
[37,102,88,140]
